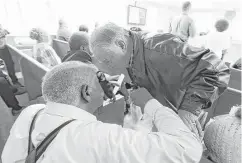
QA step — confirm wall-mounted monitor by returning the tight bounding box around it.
[127,5,147,26]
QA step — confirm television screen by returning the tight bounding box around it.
[127,5,147,26]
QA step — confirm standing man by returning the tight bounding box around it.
[90,22,230,141]
[169,1,196,41]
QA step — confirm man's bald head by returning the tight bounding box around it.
[42,61,98,107]
[90,23,130,73]
[69,32,90,51]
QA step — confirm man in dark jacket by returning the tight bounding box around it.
[62,32,92,62]
[90,23,230,140]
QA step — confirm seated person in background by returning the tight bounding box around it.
[0,59,25,116]
[29,28,61,68]
[62,31,92,62]
[79,25,89,33]
[233,58,241,70]
[130,27,142,32]
[2,61,203,163]
[57,19,72,42]
[0,24,24,88]
[188,19,230,60]
[204,105,241,163]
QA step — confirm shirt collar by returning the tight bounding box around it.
[44,102,97,121]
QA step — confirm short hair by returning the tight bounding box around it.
[79,25,89,33]
[90,22,126,53]
[29,28,48,42]
[69,32,89,51]
[130,27,142,32]
[215,19,229,32]
[182,1,191,12]
[42,61,97,106]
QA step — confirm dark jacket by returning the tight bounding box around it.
[62,50,92,63]
[127,32,230,116]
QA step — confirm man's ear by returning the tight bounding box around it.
[81,85,91,103]
[116,40,127,52]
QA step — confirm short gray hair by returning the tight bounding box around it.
[182,1,191,12]
[90,22,126,53]
[42,61,97,106]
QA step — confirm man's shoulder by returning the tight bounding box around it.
[18,104,46,120]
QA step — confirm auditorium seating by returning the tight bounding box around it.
[228,66,241,90]
[52,39,70,59]
[7,44,49,100]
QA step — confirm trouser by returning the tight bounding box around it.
[0,75,20,110]
[0,47,18,83]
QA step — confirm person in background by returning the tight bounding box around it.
[29,28,61,68]
[57,19,72,42]
[0,59,25,116]
[0,24,24,88]
[188,19,230,60]
[90,22,230,142]
[62,31,92,62]
[130,27,142,32]
[169,1,196,41]
[79,25,89,33]
[2,61,203,163]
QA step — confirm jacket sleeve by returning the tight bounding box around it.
[91,99,203,163]
[179,50,230,115]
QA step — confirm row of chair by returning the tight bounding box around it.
[6,39,241,124]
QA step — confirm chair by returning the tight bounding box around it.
[213,87,241,117]
[228,66,241,90]
[52,39,70,59]
[7,44,49,100]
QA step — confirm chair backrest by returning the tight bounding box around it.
[228,67,241,90]
[213,87,241,117]
[52,39,70,59]
[7,44,49,100]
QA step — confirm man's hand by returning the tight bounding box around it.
[178,110,208,142]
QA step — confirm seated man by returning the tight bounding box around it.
[57,19,72,42]
[29,28,61,68]
[79,25,89,33]
[0,24,24,88]
[62,32,92,62]
[0,59,25,116]
[90,22,230,141]
[2,61,202,163]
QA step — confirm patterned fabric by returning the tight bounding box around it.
[32,43,61,68]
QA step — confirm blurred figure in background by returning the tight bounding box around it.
[169,1,196,41]
[79,25,89,33]
[130,27,142,32]
[62,32,92,62]
[57,19,72,42]
[30,28,61,68]
[0,59,25,116]
[188,19,230,60]
[0,24,24,88]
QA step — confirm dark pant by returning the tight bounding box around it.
[0,75,20,110]
[0,47,18,83]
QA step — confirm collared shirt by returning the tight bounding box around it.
[169,14,196,41]
[32,43,61,69]
[2,102,202,163]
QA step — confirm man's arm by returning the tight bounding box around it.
[188,20,196,38]
[91,99,203,163]
[179,50,230,115]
